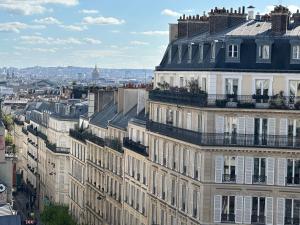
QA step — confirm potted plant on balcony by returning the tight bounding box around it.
[252,93,269,108]
[269,91,287,109]
[157,81,170,91]
[294,100,300,110]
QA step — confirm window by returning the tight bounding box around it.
[201,77,207,91]
[211,42,216,60]
[197,113,202,132]
[223,156,236,182]
[255,79,270,103]
[287,159,300,185]
[160,209,165,225]
[221,196,235,222]
[252,197,266,224]
[152,171,156,194]
[258,45,270,59]
[254,118,268,145]
[188,44,192,63]
[224,116,237,144]
[292,45,300,60]
[289,80,300,102]
[178,45,182,63]
[168,48,172,64]
[285,199,300,223]
[181,183,187,211]
[253,158,266,183]
[192,190,198,218]
[161,174,166,199]
[199,44,203,62]
[171,179,176,206]
[180,77,184,87]
[228,44,238,58]
[166,109,173,125]
[225,78,239,95]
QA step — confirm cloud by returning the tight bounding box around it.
[161,9,181,17]
[84,38,102,44]
[82,16,125,25]
[79,9,99,14]
[0,0,78,15]
[132,30,168,36]
[20,35,82,45]
[15,46,58,53]
[263,5,300,14]
[0,22,45,33]
[34,17,61,25]
[130,41,149,46]
[59,24,87,31]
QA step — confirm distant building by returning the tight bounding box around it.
[91,65,100,80]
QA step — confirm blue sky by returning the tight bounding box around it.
[0,0,299,69]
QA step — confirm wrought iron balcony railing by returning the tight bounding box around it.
[147,120,300,149]
[285,217,300,225]
[123,138,148,156]
[221,213,235,223]
[286,177,300,186]
[149,89,300,110]
[222,174,236,183]
[251,215,266,224]
[253,175,267,184]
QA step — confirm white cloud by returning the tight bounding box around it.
[132,30,168,36]
[84,38,102,44]
[34,17,61,25]
[79,9,99,14]
[0,22,44,33]
[59,24,87,31]
[20,35,82,45]
[15,46,58,53]
[130,41,149,46]
[82,16,125,25]
[161,9,181,17]
[0,0,78,15]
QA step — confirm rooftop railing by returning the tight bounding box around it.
[149,89,300,110]
[46,141,69,154]
[105,138,123,153]
[27,125,38,136]
[147,120,300,149]
[123,137,148,156]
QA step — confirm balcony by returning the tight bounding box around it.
[286,177,300,186]
[251,215,266,224]
[149,89,300,111]
[27,125,38,136]
[14,119,24,126]
[46,141,69,154]
[222,174,236,183]
[147,121,300,149]
[253,175,266,184]
[22,127,28,135]
[105,138,123,153]
[285,217,300,225]
[69,129,88,144]
[123,137,148,156]
[221,213,235,223]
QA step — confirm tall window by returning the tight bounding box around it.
[228,44,238,58]
[224,117,237,144]
[171,179,176,206]
[223,156,236,182]
[285,199,300,223]
[199,44,203,62]
[287,159,300,185]
[253,158,266,183]
[258,45,270,59]
[178,45,182,64]
[166,109,173,125]
[254,118,268,145]
[289,80,300,103]
[255,79,270,96]
[152,171,156,194]
[211,43,216,60]
[181,183,187,211]
[221,196,235,222]
[225,78,239,95]
[252,197,266,223]
[188,44,192,63]
[192,190,198,217]
[292,45,300,60]
[161,174,166,199]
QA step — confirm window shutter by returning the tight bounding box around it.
[237,117,246,145]
[266,197,273,225]
[214,195,222,223]
[279,119,288,135]
[178,111,182,128]
[245,117,254,134]
[198,153,202,180]
[179,183,182,208]
[166,142,169,167]
[244,196,252,224]
[236,156,244,184]
[235,196,243,224]
[167,176,171,204]
[187,113,192,130]
[159,141,163,165]
[267,157,275,185]
[188,186,193,215]
[267,118,276,146]
[161,108,166,124]
[277,198,285,225]
[189,150,195,178]
[180,148,184,173]
[245,157,253,184]
[277,158,286,186]
[215,155,223,183]
[215,115,224,133]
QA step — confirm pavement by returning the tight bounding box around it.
[13,188,42,225]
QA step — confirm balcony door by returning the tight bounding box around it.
[288,119,300,146]
[253,158,266,184]
[286,159,300,185]
[252,197,266,224]
[225,78,239,98]
[224,117,237,144]
[221,196,235,223]
[289,80,300,103]
[254,118,268,145]
[223,156,236,183]
[255,79,270,103]
[285,199,300,224]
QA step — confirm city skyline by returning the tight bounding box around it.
[0,0,299,69]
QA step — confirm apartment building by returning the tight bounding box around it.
[147,5,300,225]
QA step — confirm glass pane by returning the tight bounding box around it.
[229,196,235,214]
[260,198,265,216]
[252,197,258,215]
[261,158,266,176]
[254,158,260,175]
[222,196,228,214]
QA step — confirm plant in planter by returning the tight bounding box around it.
[157,81,170,90]
[237,102,255,108]
[226,93,237,99]
[295,100,300,110]
[269,91,286,109]
[216,99,228,107]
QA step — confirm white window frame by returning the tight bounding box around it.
[292,45,300,60]
[228,44,238,58]
[258,44,270,60]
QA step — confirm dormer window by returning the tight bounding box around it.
[256,40,273,63]
[178,45,182,64]
[292,45,300,60]
[258,45,270,60]
[168,48,172,64]
[187,44,192,63]
[228,44,238,58]
[211,43,216,60]
[198,44,203,63]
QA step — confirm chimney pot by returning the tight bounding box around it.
[242,6,245,14]
[238,7,241,14]
[230,8,233,13]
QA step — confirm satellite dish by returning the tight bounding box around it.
[0,184,6,193]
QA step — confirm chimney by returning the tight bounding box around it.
[271,5,290,35]
[177,14,209,38]
[292,9,300,26]
[169,23,178,42]
[247,5,255,20]
[208,6,247,34]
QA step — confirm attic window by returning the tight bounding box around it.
[258,45,270,59]
[178,45,182,64]
[198,44,203,63]
[187,44,192,63]
[228,44,238,58]
[255,40,273,63]
[211,42,216,60]
[292,45,300,60]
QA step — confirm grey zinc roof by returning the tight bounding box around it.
[90,101,118,128]
[0,215,21,225]
[109,105,138,130]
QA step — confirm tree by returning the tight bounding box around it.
[41,205,77,225]
[5,134,13,146]
[2,114,13,131]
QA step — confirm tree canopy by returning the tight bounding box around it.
[41,205,77,225]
